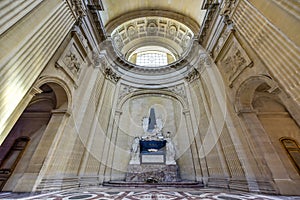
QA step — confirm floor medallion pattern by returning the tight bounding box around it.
[0,187,299,200]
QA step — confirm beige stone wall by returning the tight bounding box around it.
[1,0,299,196]
[201,0,300,195]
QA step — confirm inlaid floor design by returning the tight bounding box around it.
[0,187,299,200]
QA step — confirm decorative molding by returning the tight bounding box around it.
[198,4,219,45]
[70,0,86,19]
[87,0,104,11]
[118,84,137,102]
[111,16,194,56]
[104,68,120,83]
[166,84,187,100]
[201,0,219,9]
[185,69,200,82]
[220,0,237,24]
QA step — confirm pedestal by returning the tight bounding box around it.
[125,164,180,182]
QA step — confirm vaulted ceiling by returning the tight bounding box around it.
[98,0,207,34]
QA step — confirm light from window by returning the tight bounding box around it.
[281,138,300,174]
[136,51,168,67]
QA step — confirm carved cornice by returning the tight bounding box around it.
[85,1,106,43]
[185,68,200,82]
[87,0,104,10]
[70,0,86,19]
[220,0,237,24]
[104,67,120,83]
[111,16,194,57]
[105,10,200,35]
[198,4,219,45]
[201,0,219,9]
[99,39,201,76]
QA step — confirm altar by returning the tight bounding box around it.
[125,108,180,183]
[140,140,166,164]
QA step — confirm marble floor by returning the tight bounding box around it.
[0,187,299,200]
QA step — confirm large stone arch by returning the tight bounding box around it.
[235,75,300,194]
[0,77,72,192]
[235,75,279,112]
[110,88,196,181]
[117,88,189,111]
[34,76,72,111]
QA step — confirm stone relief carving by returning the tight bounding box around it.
[64,51,81,74]
[220,36,253,87]
[104,67,120,83]
[185,68,200,82]
[55,39,86,87]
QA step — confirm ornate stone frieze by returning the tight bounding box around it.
[219,36,253,87]
[185,69,200,82]
[111,16,194,55]
[104,68,120,83]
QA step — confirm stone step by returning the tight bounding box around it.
[103,181,204,188]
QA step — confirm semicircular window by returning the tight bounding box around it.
[128,46,176,67]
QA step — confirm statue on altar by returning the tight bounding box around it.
[129,137,140,164]
[126,108,179,182]
[128,108,176,165]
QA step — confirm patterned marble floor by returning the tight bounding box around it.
[0,187,299,200]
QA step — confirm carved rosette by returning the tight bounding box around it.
[111,16,194,54]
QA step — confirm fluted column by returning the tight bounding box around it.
[0,0,76,144]
[183,109,202,181]
[233,0,300,105]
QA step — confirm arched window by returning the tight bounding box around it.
[128,46,176,67]
[280,138,300,174]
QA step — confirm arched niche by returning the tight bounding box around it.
[111,91,196,181]
[0,80,70,191]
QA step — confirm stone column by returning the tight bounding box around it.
[103,109,122,182]
[78,72,105,180]
[30,109,71,191]
[240,110,288,191]
[183,109,202,182]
